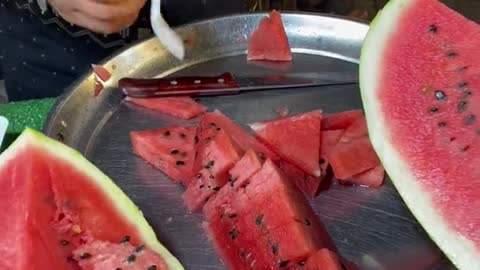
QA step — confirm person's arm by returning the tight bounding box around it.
[47,0,147,34]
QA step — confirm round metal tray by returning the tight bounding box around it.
[44,12,454,270]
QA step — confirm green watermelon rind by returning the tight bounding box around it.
[0,128,184,270]
[359,0,479,270]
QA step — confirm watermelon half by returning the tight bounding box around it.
[0,129,183,270]
[360,0,480,269]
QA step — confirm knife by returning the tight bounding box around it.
[119,72,358,98]
[0,116,8,148]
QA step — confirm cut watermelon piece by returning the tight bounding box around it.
[277,160,322,197]
[202,110,279,160]
[319,130,344,177]
[250,110,322,177]
[339,116,368,143]
[247,10,292,61]
[0,129,182,270]
[228,149,263,189]
[322,110,364,130]
[183,129,242,212]
[360,0,480,267]
[126,96,207,120]
[327,137,380,180]
[204,159,337,270]
[303,249,343,270]
[350,165,385,188]
[130,126,197,184]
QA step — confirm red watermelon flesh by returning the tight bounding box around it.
[350,165,385,188]
[339,116,368,143]
[126,96,207,120]
[319,130,344,176]
[228,149,263,189]
[328,137,380,180]
[183,129,242,212]
[0,129,181,270]
[277,159,322,197]
[322,110,364,130]
[250,110,322,177]
[360,0,480,266]
[247,10,292,62]
[130,127,197,184]
[203,110,279,160]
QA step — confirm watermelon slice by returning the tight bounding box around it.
[228,149,263,189]
[350,165,385,188]
[0,129,182,270]
[250,110,322,177]
[319,129,344,177]
[360,0,480,268]
[247,10,292,61]
[276,160,322,197]
[131,126,197,184]
[338,116,368,143]
[126,96,207,119]
[204,159,338,270]
[322,110,364,130]
[183,129,242,212]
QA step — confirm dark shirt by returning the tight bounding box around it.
[0,0,246,101]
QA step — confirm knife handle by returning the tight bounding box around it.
[119,72,240,98]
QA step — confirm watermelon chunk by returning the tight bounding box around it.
[250,111,322,177]
[247,10,292,61]
[130,126,197,184]
[0,129,182,270]
[126,96,207,120]
[360,0,480,267]
[350,165,385,188]
[204,159,337,270]
[228,149,263,189]
[183,129,242,212]
[327,137,380,180]
[303,249,343,270]
[339,116,368,143]
[319,130,344,177]
[322,110,364,130]
[277,160,322,197]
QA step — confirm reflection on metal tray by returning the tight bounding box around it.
[44,13,456,270]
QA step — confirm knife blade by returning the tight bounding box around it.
[119,72,358,98]
[0,116,8,148]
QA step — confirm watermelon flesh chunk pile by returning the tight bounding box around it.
[0,129,182,270]
[247,10,292,62]
[360,0,480,268]
[126,96,207,120]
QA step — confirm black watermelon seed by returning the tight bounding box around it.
[60,239,69,246]
[115,268,122,270]
[228,213,238,218]
[196,173,202,179]
[304,219,312,226]
[447,51,457,58]
[319,158,326,165]
[179,133,187,139]
[199,184,205,189]
[272,242,279,255]
[457,101,468,112]
[134,245,145,253]
[430,107,439,113]
[213,187,221,191]
[170,149,179,155]
[194,136,199,144]
[147,266,157,270]
[450,137,457,142]
[240,250,247,258]
[176,161,185,167]
[209,175,215,180]
[462,91,472,99]
[458,82,468,89]
[434,90,446,100]
[461,145,470,152]
[279,260,289,268]
[240,182,250,189]
[255,215,264,226]
[464,114,476,125]
[163,131,171,137]
[438,122,447,128]
[229,177,238,187]
[125,254,136,263]
[298,261,306,267]
[229,229,238,240]
[428,24,437,33]
[204,160,215,169]
[205,137,212,143]
[209,122,217,128]
[80,253,92,260]
[120,235,131,244]
[216,127,222,131]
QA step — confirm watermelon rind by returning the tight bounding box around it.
[0,128,184,270]
[359,0,479,269]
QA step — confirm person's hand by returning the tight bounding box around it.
[48,0,147,34]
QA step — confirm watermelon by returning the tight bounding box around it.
[319,129,344,177]
[360,0,480,268]
[350,165,385,188]
[250,110,322,177]
[321,110,363,130]
[130,126,197,184]
[0,129,182,270]
[277,160,322,197]
[228,149,263,189]
[247,10,292,62]
[301,249,343,270]
[126,96,207,120]
[204,159,338,270]
[338,116,368,143]
[183,129,242,212]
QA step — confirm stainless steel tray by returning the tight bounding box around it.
[44,13,455,270]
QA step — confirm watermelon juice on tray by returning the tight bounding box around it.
[360,0,480,269]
